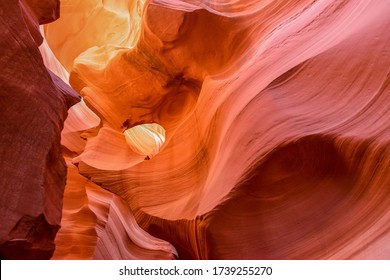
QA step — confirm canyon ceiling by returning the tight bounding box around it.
[0,0,390,259]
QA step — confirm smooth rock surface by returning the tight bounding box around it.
[2,0,390,259]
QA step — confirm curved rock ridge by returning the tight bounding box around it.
[0,0,80,259]
[60,99,101,154]
[139,136,390,259]
[52,157,177,259]
[2,0,390,259]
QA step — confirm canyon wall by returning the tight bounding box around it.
[0,0,79,259]
[1,0,390,259]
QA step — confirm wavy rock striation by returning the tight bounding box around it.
[2,0,390,259]
[52,157,177,259]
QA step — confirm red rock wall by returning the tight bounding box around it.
[0,0,80,259]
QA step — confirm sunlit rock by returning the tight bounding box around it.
[124,123,166,159]
[1,0,390,260]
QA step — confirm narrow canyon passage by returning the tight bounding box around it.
[0,0,390,260]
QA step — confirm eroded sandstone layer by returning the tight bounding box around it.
[1,0,390,259]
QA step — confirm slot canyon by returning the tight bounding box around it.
[1,0,390,260]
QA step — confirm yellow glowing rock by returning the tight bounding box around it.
[124,123,166,158]
[44,0,146,71]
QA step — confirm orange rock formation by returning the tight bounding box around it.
[1,0,390,259]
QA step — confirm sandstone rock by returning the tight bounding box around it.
[2,0,390,260]
[0,0,80,259]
